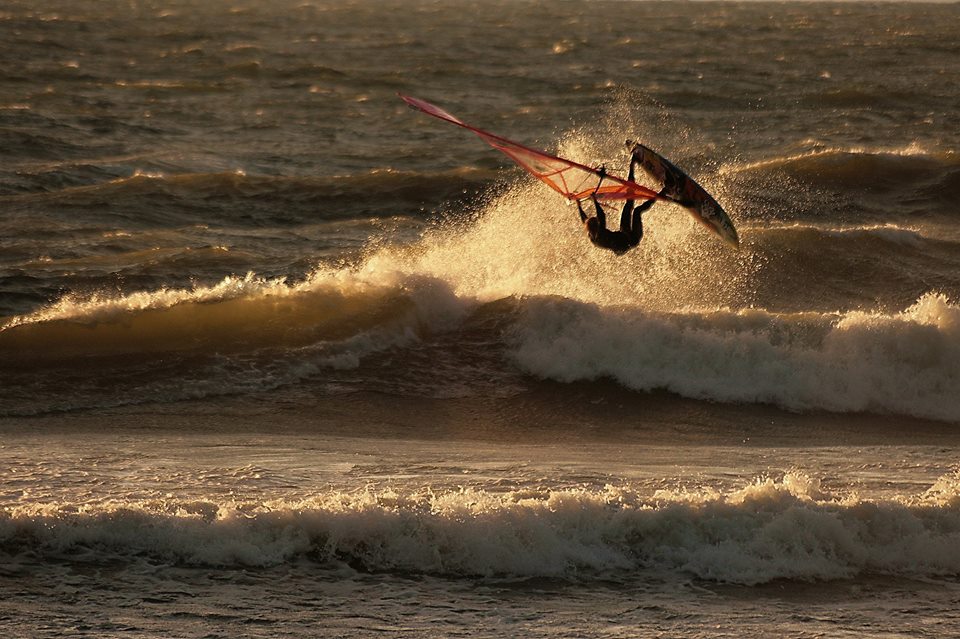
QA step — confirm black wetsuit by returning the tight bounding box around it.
[578,159,656,255]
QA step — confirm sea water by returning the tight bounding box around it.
[2,1,960,636]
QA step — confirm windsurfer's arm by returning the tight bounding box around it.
[634,198,656,215]
[577,199,588,223]
[636,186,671,214]
[591,195,606,227]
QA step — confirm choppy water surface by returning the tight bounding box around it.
[2,0,960,637]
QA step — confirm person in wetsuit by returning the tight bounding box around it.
[577,156,660,256]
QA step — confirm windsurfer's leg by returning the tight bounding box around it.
[592,196,607,228]
[620,200,634,233]
[631,207,644,245]
[577,199,588,223]
[630,198,655,245]
[620,158,637,232]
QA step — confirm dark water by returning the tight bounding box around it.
[2,1,960,637]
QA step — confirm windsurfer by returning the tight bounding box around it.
[577,157,660,255]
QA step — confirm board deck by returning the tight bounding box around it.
[629,142,739,249]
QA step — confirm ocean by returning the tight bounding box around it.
[2,0,960,636]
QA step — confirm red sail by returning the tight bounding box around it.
[399,94,661,202]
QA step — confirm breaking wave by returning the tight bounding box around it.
[4,285,959,423]
[4,471,960,585]
[512,292,960,422]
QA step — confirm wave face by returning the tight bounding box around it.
[731,147,960,217]
[5,472,960,585]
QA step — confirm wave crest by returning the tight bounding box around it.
[0,266,466,364]
[733,147,960,207]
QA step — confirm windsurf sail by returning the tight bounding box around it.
[399,94,662,202]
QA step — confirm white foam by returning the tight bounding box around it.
[512,292,960,422]
[5,472,960,584]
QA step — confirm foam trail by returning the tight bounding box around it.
[2,272,276,330]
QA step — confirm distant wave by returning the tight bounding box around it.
[5,472,960,584]
[731,147,960,205]
[751,222,931,248]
